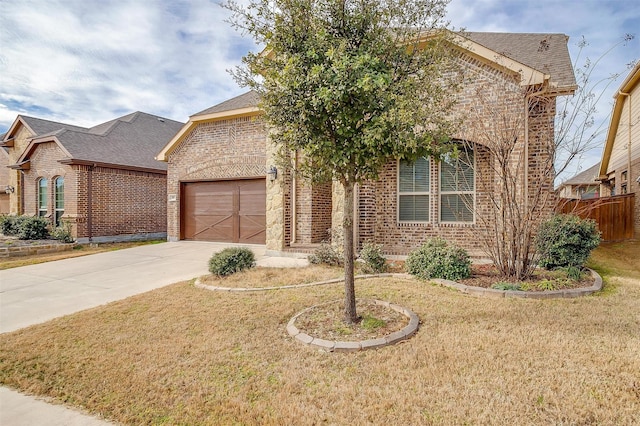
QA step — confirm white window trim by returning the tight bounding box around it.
[54,176,64,227]
[397,157,431,224]
[37,177,48,218]
[438,149,476,225]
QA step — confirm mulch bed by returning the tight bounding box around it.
[294,299,408,341]
[458,264,595,291]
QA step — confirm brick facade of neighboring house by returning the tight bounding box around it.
[1,113,183,242]
[158,31,575,257]
[598,62,640,237]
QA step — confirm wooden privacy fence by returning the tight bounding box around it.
[558,193,635,241]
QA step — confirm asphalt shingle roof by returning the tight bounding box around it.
[465,32,576,89]
[192,90,261,117]
[563,162,601,185]
[20,113,184,171]
[51,112,184,171]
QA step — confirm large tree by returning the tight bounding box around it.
[225,0,459,322]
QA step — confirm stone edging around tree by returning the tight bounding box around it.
[287,299,420,353]
[194,268,602,299]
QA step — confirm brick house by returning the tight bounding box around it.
[597,61,640,237]
[1,113,184,242]
[157,32,576,256]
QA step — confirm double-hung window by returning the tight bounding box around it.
[440,147,475,223]
[38,178,48,217]
[398,157,430,222]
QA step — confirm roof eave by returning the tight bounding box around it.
[598,64,640,179]
[58,159,167,175]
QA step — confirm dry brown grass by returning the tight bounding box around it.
[0,244,639,425]
[199,265,344,288]
[0,240,164,270]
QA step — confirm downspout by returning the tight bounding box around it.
[19,171,25,214]
[87,165,93,242]
[291,152,297,245]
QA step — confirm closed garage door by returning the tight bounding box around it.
[181,179,266,244]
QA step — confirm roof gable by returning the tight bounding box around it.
[17,112,184,172]
[561,162,601,186]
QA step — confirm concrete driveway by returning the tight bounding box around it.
[0,241,307,425]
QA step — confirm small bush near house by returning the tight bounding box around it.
[359,242,387,274]
[536,214,600,270]
[308,241,342,266]
[208,247,256,277]
[50,222,74,243]
[0,215,21,236]
[17,216,50,240]
[406,238,471,281]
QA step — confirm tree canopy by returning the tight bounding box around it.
[225,0,459,322]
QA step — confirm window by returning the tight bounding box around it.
[398,157,430,222]
[440,147,474,223]
[38,178,48,217]
[54,176,64,227]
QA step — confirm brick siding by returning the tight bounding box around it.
[22,142,166,240]
[166,115,267,240]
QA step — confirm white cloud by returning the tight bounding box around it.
[1,0,638,181]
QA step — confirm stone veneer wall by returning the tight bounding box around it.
[167,115,267,241]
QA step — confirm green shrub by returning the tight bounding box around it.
[208,247,256,277]
[308,241,342,266]
[0,215,21,236]
[51,222,74,243]
[406,238,471,281]
[359,242,387,274]
[536,214,600,270]
[17,216,50,240]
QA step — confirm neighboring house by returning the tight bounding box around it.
[1,113,184,242]
[157,32,576,257]
[598,61,640,236]
[558,162,601,199]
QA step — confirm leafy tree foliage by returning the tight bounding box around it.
[225,0,458,322]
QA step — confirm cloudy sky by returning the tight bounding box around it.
[1,0,638,178]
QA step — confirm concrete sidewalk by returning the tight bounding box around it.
[0,241,307,425]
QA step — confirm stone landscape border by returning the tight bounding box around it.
[287,299,420,352]
[0,242,75,258]
[194,269,602,299]
[431,268,603,299]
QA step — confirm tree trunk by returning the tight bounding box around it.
[342,181,357,324]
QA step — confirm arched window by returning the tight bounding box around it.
[54,176,64,227]
[37,178,48,217]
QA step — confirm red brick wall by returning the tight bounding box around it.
[23,142,166,240]
[166,115,267,241]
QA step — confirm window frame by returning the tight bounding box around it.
[397,156,431,223]
[37,177,48,218]
[54,176,64,227]
[438,146,476,224]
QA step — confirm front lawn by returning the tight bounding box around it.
[0,243,638,424]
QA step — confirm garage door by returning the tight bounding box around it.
[181,179,266,244]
